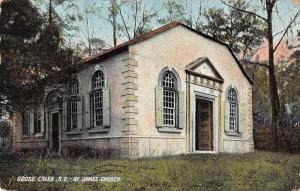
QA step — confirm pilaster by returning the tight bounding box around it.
[121,49,139,159]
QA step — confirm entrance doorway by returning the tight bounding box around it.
[195,98,213,151]
[51,112,59,152]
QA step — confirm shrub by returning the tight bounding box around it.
[62,144,118,158]
[0,120,13,151]
[254,122,300,153]
[18,147,48,157]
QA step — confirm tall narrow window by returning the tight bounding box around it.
[22,112,30,136]
[68,78,79,130]
[162,72,177,127]
[34,110,41,134]
[91,71,104,127]
[228,88,238,131]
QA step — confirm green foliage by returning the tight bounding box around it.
[252,65,272,123]
[0,152,299,191]
[158,0,264,56]
[157,0,189,25]
[277,42,300,152]
[0,120,13,137]
[61,145,118,159]
[252,34,300,152]
[200,0,265,56]
[0,0,43,39]
[0,0,80,113]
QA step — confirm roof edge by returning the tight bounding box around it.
[82,22,253,85]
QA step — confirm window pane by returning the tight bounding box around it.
[22,112,30,135]
[163,89,176,126]
[162,72,176,89]
[70,79,79,95]
[228,88,238,131]
[228,89,237,102]
[94,90,103,126]
[92,71,104,89]
[69,99,78,129]
[34,111,41,134]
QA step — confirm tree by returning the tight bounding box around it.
[77,38,107,57]
[278,33,300,152]
[32,0,81,45]
[223,0,300,150]
[158,0,203,28]
[158,0,264,57]
[0,0,79,113]
[119,0,157,39]
[201,0,264,58]
[91,0,157,46]
[252,63,271,124]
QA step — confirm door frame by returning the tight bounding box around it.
[49,110,61,154]
[191,91,218,153]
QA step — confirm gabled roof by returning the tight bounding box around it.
[186,57,224,84]
[83,22,253,85]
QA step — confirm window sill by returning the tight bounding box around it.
[66,130,83,135]
[34,133,44,138]
[158,127,182,133]
[88,127,109,133]
[21,135,31,139]
[225,131,241,137]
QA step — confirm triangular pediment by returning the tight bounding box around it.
[186,57,223,82]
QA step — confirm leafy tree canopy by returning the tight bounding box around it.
[0,0,80,113]
[158,0,265,57]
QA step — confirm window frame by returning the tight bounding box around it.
[67,78,80,131]
[161,71,178,128]
[227,88,239,133]
[33,110,42,134]
[22,112,30,136]
[90,70,105,128]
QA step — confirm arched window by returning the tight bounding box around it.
[91,71,104,127]
[70,78,79,95]
[68,78,79,130]
[92,71,104,89]
[162,71,178,126]
[228,88,238,131]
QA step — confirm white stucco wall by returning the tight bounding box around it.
[14,25,253,157]
[14,52,127,154]
[131,25,253,157]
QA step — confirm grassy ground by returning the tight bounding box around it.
[0,151,299,191]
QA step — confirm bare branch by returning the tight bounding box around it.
[136,11,145,34]
[175,5,187,23]
[92,12,113,24]
[221,0,268,22]
[273,21,300,38]
[195,2,202,27]
[273,9,300,53]
[271,0,278,8]
[242,60,269,68]
[133,0,138,38]
[113,0,131,40]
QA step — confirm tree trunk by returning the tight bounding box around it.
[112,0,117,47]
[49,0,53,25]
[266,2,280,151]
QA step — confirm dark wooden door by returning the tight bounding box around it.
[51,112,59,152]
[195,98,213,151]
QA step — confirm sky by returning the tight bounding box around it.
[33,0,300,48]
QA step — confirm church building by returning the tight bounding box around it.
[13,22,254,158]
